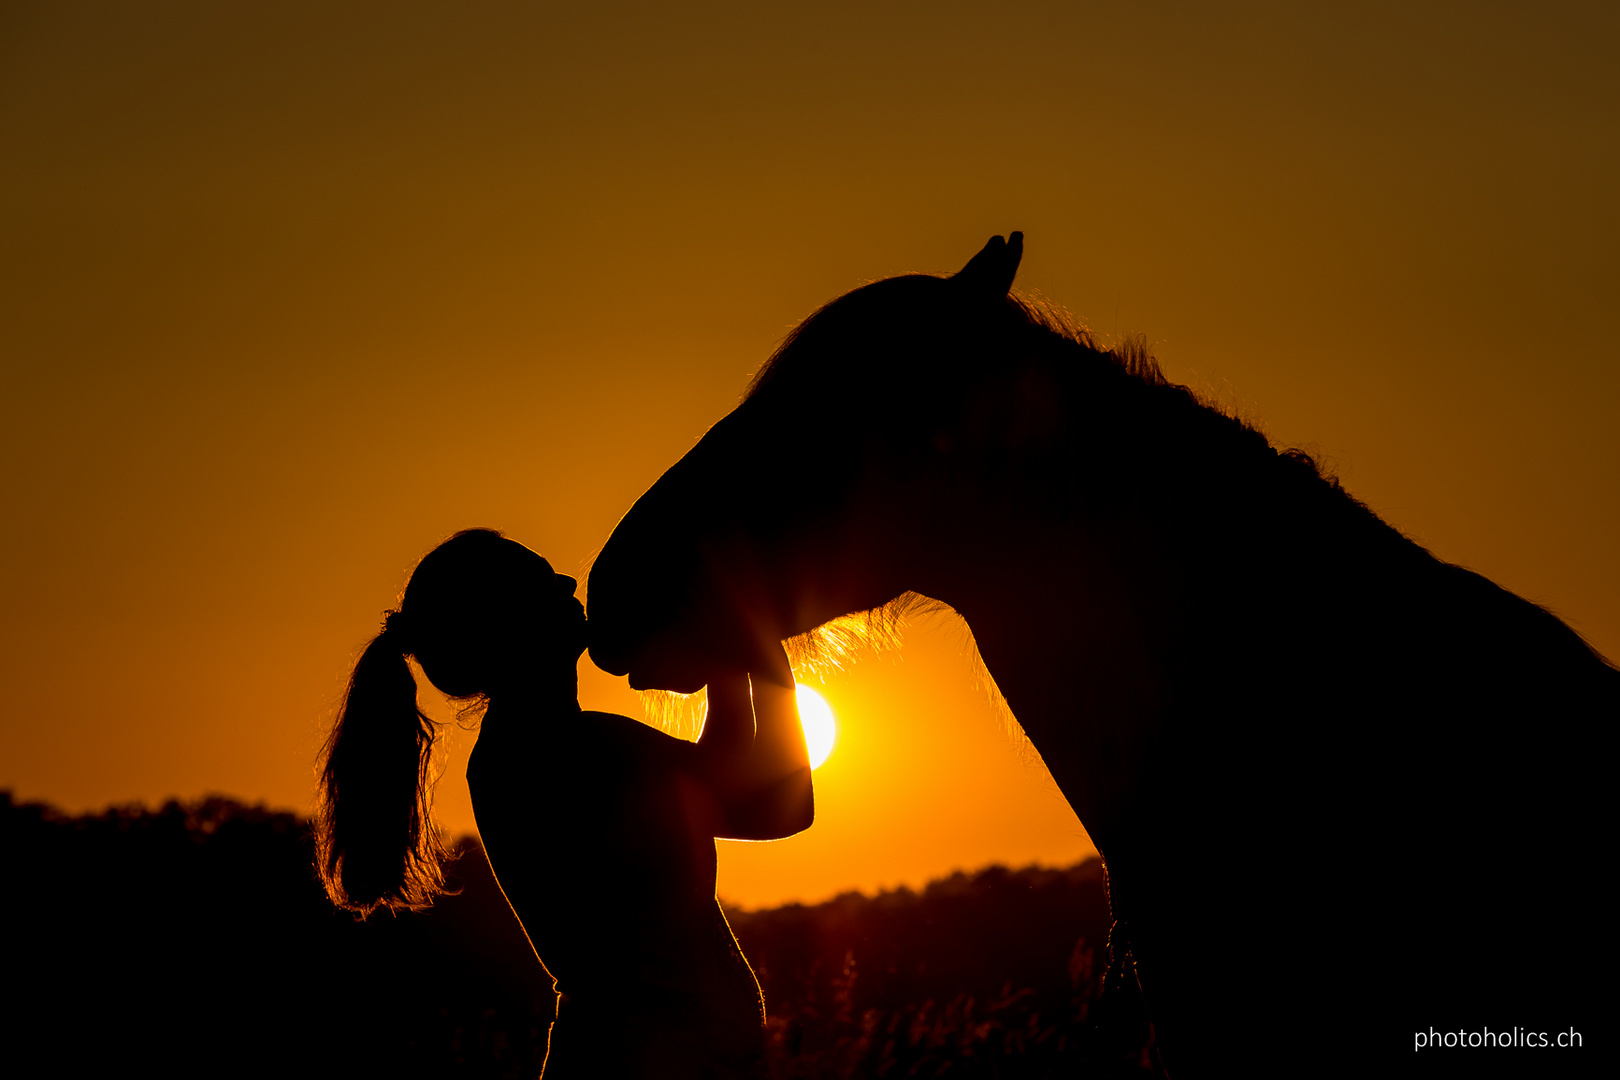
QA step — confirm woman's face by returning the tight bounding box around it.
[535,561,587,660]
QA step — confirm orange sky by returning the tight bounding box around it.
[2,2,1615,908]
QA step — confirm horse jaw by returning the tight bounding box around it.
[585,482,726,692]
[587,409,801,690]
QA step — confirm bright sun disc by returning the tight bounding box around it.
[794,684,836,769]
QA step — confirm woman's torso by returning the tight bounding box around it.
[466,707,764,1076]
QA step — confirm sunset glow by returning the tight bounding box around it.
[795,684,836,770]
[2,3,1612,918]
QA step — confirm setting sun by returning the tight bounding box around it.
[794,684,836,770]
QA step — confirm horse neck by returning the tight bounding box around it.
[922,502,1184,850]
[910,370,1389,853]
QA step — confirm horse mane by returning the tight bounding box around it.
[1011,293,1169,387]
[1012,293,1338,486]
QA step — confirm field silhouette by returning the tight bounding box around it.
[3,792,1156,1077]
[729,862,1158,1078]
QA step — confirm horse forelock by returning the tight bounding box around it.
[744,274,952,401]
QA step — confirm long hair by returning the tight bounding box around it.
[315,528,528,916]
[315,618,448,916]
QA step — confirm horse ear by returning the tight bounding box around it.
[952,232,1024,295]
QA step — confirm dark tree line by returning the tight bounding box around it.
[4,792,550,1077]
[2,792,1157,1077]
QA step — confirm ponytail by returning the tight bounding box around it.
[315,617,448,917]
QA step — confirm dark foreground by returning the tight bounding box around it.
[2,792,1157,1077]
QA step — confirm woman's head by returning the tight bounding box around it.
[315,528,582,916]
[390,529,585,699]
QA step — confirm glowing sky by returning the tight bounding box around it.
[2,2,1614,907]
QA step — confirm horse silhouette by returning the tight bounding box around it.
[586,235,1612,1074]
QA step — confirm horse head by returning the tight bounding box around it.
[587,234,1037,690]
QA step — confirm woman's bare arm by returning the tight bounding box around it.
[696,646,814,841]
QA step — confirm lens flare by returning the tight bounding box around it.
[794,683,837,769]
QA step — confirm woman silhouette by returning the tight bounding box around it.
[316,529,813,1078]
